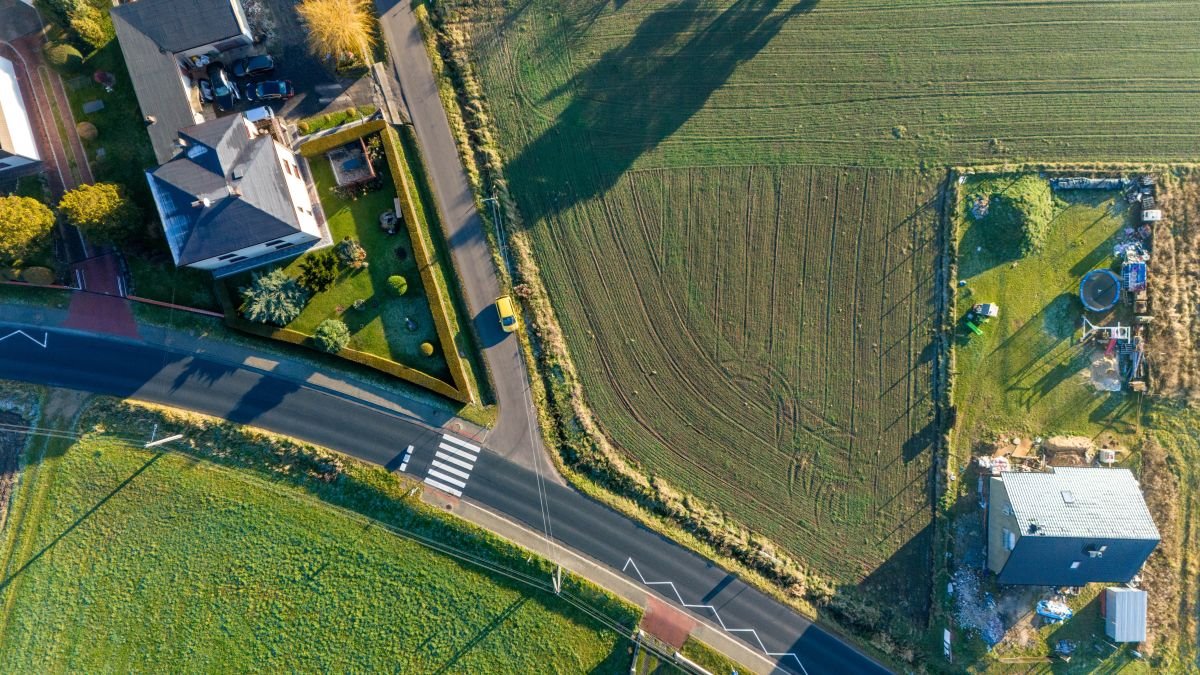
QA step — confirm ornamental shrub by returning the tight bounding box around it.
[420,342,435,357]
[313,319,350,353]
[388,274,408,296]
[298,250,339,292]
[0,196,55,263]
[239,269,310,326]
[335,236,367,268]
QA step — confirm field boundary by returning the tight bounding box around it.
[413,6,921,669]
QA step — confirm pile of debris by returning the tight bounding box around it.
[951,568,1004,646]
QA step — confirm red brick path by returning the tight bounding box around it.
[642,595,696,649]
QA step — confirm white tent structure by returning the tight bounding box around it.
[1105,587,1147,643]
[0,54,41,178]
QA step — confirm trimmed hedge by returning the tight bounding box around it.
[297,106,379,135]
[298,119,387,158]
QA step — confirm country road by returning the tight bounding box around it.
[0,324,889,675]
[374,0,553,480]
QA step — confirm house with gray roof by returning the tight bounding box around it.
[111,0,253,164]
[146,114,320,276]
[987,467,1159,586]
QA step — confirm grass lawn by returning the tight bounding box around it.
[249,153,450,380]
[0,393,633,671]
[952,176,1140,455]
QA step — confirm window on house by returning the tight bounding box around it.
[274,242,295,250]
[1069,561,1081,570]
[1002,528,1016,551]
[228,256,247,263]
[264,239,286,247]
[217,253,238,261]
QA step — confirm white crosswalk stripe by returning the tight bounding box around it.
[422,434,482,498]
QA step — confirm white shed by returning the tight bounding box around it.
[1142,209,1163,223]
[1104,587,1147,643]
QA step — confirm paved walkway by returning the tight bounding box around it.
[377,0,557,480]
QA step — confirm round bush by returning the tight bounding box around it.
[44,42,82,68]
[77,121,98,141]
[420,342,435,357]
[313,318,351,354]
[388,274,408,296]
[21,266,56,285]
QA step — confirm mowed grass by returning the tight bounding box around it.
[261,157,450,380]
[0,402,629,671]
[952,180,1140,453]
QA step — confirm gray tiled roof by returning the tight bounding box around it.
[111,0,247,164]
[148,115,303,264]
[1001,467,1159,540]
[111,0,243,54]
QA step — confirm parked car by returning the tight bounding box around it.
[207,63,239,111]
[197,78,214,103]
[245,80,294,102]
[495,296,518,333]
[232,54,275,78]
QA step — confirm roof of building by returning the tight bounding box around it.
[111,0,243,54]
[1105,587,1147,642]
[0,55,39,161]
[1000,467,1160,541]
[111,0,246,164]
[147,115,303,265]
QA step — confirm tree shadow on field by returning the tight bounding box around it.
[505,0,819,224]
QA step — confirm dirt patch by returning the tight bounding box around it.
[1139,436,1181,658]
[1148,170,1200,400]
[1088,352,1122,392]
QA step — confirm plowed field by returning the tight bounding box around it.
[451,0,1200,592]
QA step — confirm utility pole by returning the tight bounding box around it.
[482,192,508,274]
[552,565,562,595]
[144,424,184,448]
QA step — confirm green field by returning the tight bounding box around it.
[951,179,1140,453]
[448,0,1200,642]
[0,394,633,671]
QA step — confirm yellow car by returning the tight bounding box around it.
[496,295,518,333]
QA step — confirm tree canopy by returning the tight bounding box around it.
[0,196,56,263]
[240,269,311,326]
[296,0,376,67]
[57,183,140,244]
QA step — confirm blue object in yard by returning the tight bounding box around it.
[342,157,363,172]
[1123,261,1147,293]
[1036,599,1074,623]
[1080,269,1121,312]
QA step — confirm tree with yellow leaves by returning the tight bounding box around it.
[296,0,376,68]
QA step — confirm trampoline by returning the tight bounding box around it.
[1080,269,1121,312]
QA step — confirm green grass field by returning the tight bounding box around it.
[952,178,1140,453]
[0,394,632,671]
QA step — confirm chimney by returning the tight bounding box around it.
[190,197,212,208]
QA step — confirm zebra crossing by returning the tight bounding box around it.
[423,434,482,497]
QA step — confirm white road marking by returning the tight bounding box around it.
[441,435,481,452]
[423,477,462,497]
[0,330,48,348]
[430,460,469,480]
[427,469,466,489]
[432,452,473,472]
[398,444,414,472]
[437,443,478,463]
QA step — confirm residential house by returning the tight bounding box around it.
[0,54,41,180]
[111,0,253,164]
[146,114,319,276]
[987,467,1159,586]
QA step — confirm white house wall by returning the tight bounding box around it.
[0,56,40,161]
[275,141,320,238]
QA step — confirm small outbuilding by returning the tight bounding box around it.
[1141,209,1163,223]
[1104,587,1147,643]
[1080,269,1121,312]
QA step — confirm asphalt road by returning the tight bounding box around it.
[374,0,551,477]
[0,325,888,674]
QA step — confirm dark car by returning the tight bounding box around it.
[207,63,239,111]
[245,80,294,102]
[232,54,276,78]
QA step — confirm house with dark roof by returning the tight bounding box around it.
[112,0,253,164]
[146,114,320,276]
[0,54,40,180]
[987,467,1159,586]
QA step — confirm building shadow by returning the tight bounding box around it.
[504,0,819,225]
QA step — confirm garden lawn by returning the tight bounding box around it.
[0,398,630,672]
[952,178,1140,456]
[274,156,449,380]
